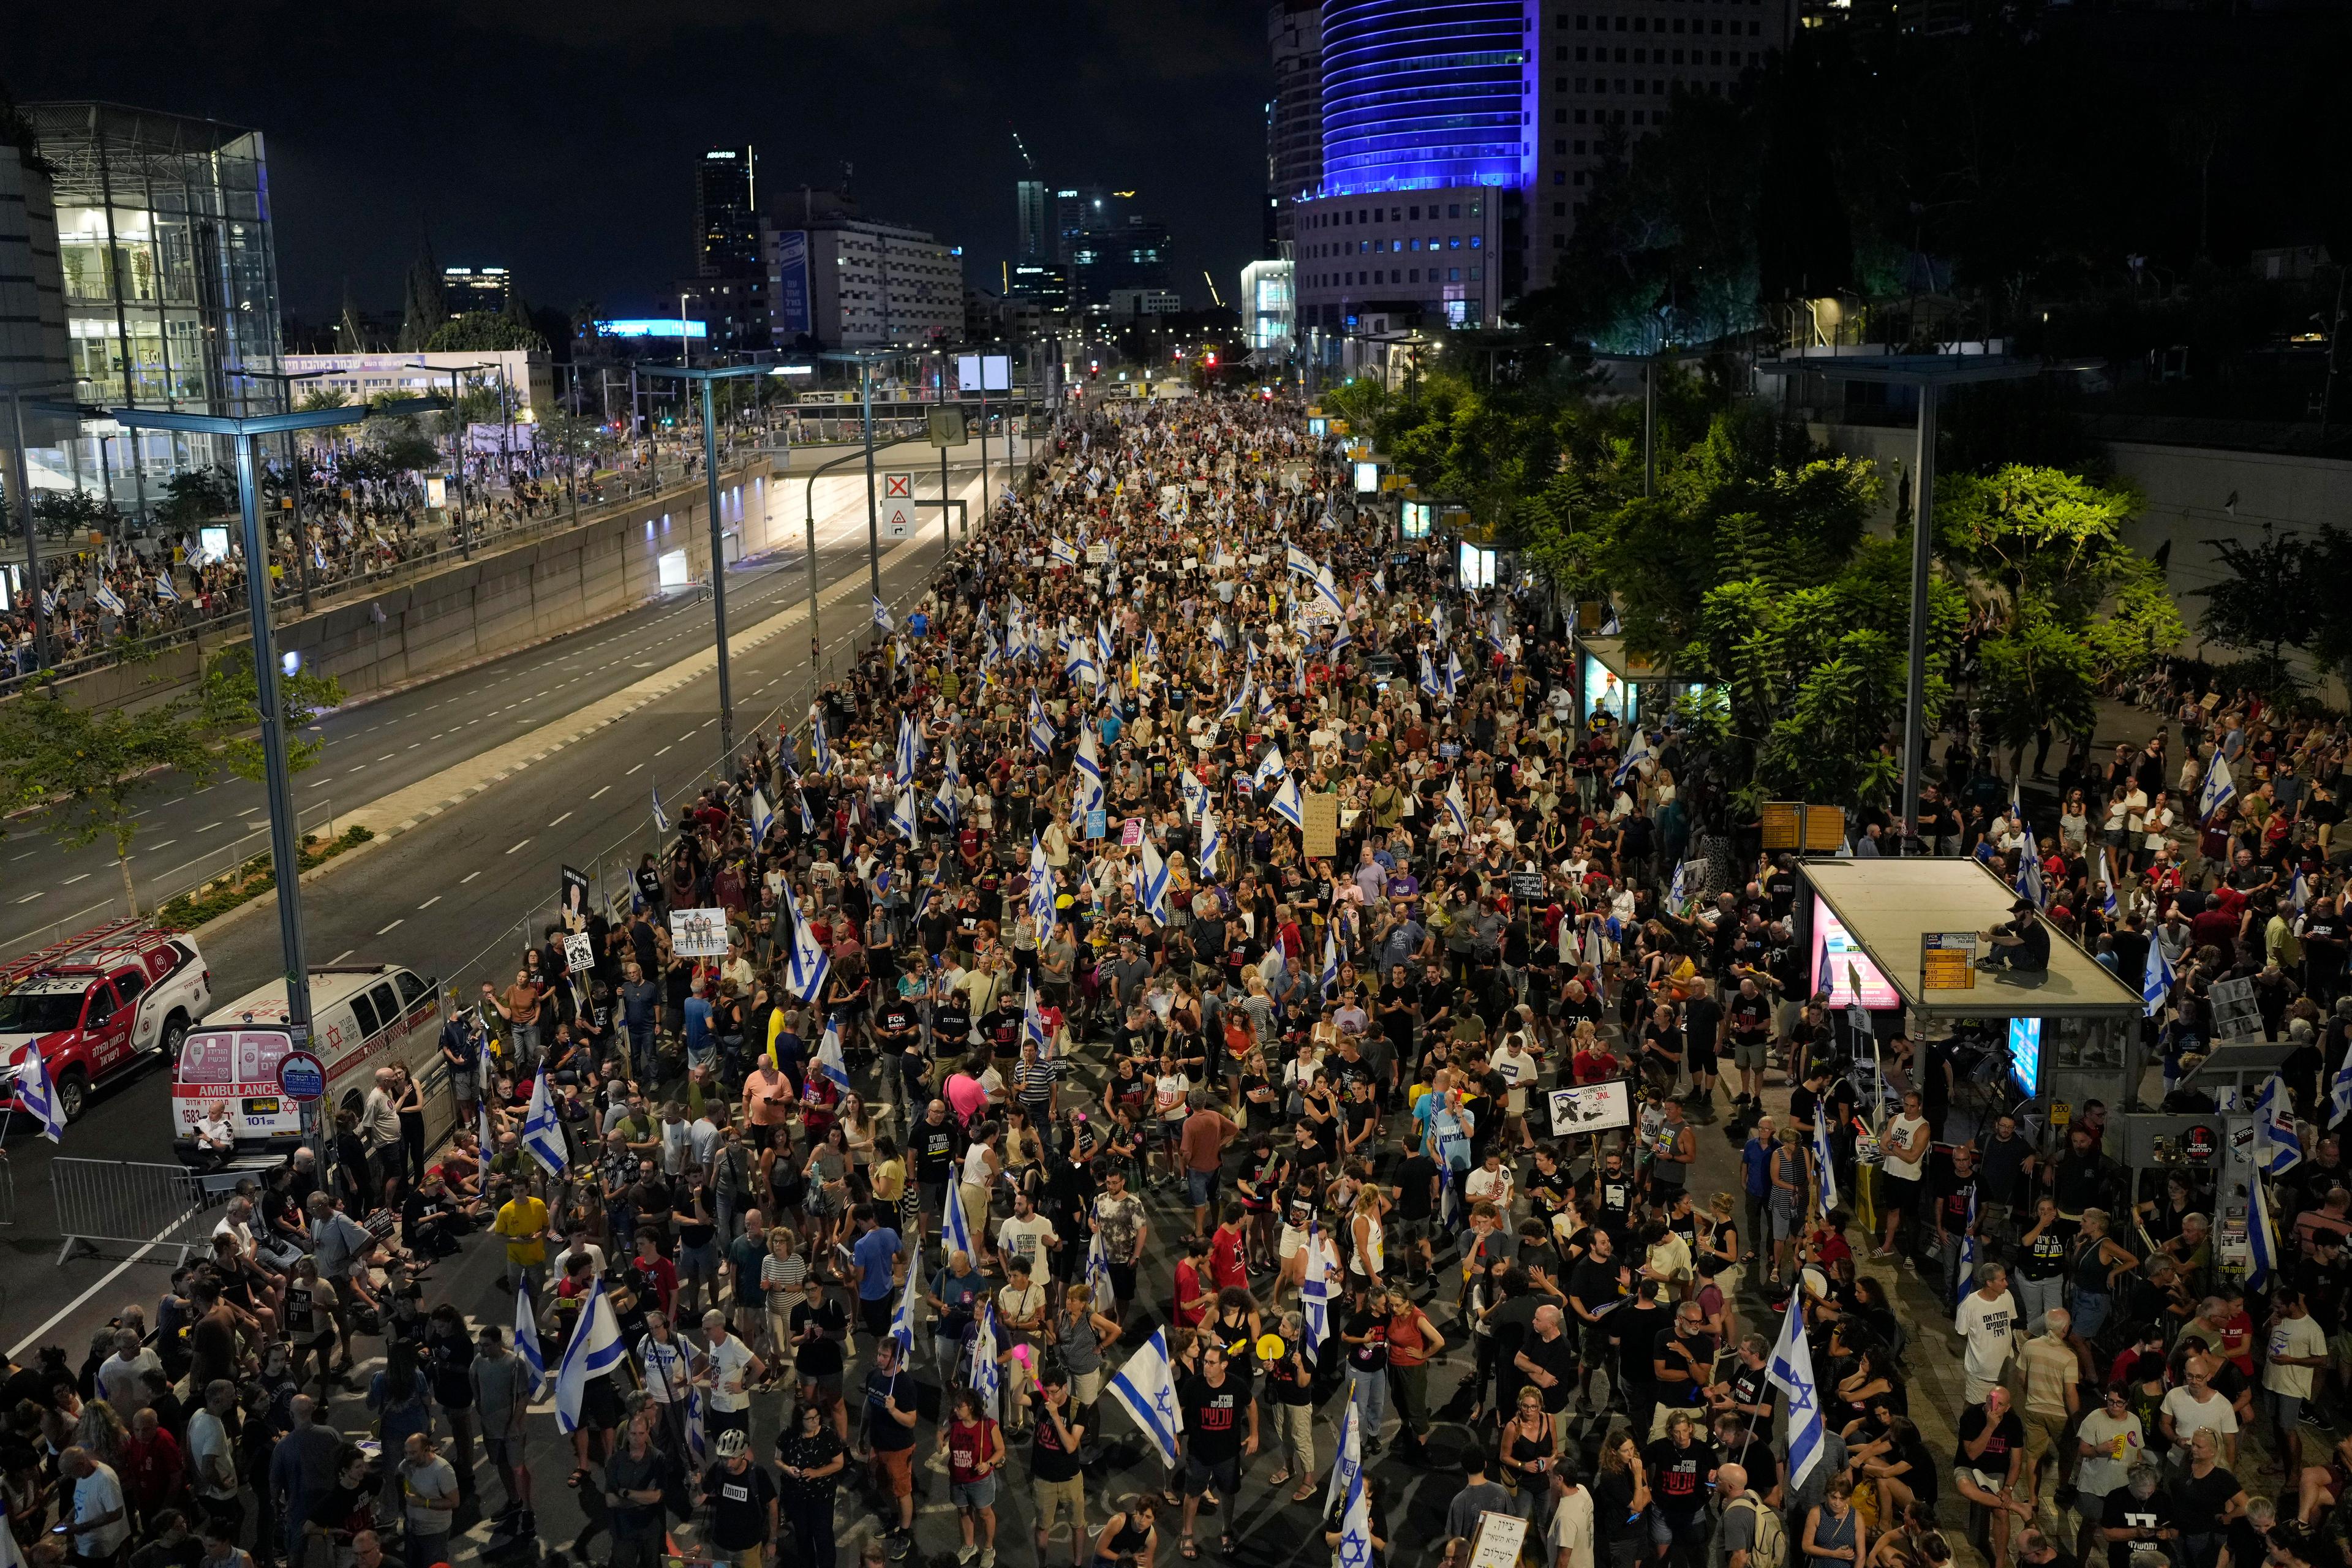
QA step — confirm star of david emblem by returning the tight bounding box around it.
[1155,1384,1179,1425]
[1784,1378,1815,1415]
[1340,1532,1371,1568]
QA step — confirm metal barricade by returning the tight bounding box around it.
[51,1158,208,1266]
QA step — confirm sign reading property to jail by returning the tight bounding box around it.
[668,907,732,959]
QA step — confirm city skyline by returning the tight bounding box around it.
[4,0,1271,322]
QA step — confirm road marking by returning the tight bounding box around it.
[143,840,175,851]
[160,798,182,808]
[375,919,404,935]
[418,895,442,910]
[10,851,35,861]
[504,839,530,854]
[589,786,611,800]
[678,731,695,742]
[377,753,396,762]
[409,744,421,750]
[13,892,40,903]
[347,767,366,775]
[195,822,221,832]
[330,949,354,963]
[547,812,572,828]
[626,764,643,775]
[194,786,211,794]
[59,873,89,886]
[655,745,673,756]
[462,871,482,884]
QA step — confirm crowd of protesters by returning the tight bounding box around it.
[16,386,2352,1568]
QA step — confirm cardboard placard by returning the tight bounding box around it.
[1300,791,1340,858]
[668,907,732,959]
[1121,818,1145,846]
[1547,1079,1634,1135]
[1469,1513,1530,1568]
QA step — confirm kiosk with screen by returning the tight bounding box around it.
[1353,461,1380,494]
[1458,541,1499,590]
[1400,500,1431,540]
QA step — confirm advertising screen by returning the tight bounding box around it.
[1353,461,1380,494]
[1458,541,1498,590]
[1807,894,1902,1009]
[1400,500,1431,540]
[772,230,811,337]
[2008,1016,2043,1097]
[1581,651,1634,725]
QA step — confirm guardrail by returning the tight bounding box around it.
[52,1156,209,1265]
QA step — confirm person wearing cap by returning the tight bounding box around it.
[1979,899,2052,973]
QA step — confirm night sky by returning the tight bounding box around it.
[10,0,1273,324]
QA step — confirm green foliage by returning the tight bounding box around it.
[155,826,375,930]
[29,488,115,538]
[423,312,546,353]
[198,646,344,778]
[2195,524,2324,662]
[1934,464,2141,623]
[2087,556,2190,681]
[1977,601,2104,767]
[156,466,237,527]
[296,387,352,412]
[0,679,219,911]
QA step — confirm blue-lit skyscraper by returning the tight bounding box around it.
[1317,1,1535,195]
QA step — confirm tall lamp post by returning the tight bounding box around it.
[817,349,902,612]
[227,366,332,612]
[409,360,497,559]
[1754,353,2097,851]
[102,396,443,1071]
[637,363,772,777]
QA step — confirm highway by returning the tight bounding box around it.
[0,444,1015,1352]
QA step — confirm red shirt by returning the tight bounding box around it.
[1573,1047,1620,1085]
[1210,1225,1248,1292]
[947,1417,1000,1485]
[1173,1259,1210,1329]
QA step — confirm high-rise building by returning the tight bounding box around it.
[29,102,282,511]
[441,266,510,315]
[1241,259,1295,352]
[1266,0,1323,252]
[696,145,760,277]
[1071,214,1172,309]
[1052,186,1110,263]
[1016,179,1050,262]
[1289,0,1791,348]
[761,189,962,350]
[0,115,70,402]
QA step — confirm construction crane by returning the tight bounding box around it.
[1011,127,1037,173]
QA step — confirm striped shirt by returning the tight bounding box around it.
[1014,1060,1060,1107]
[760,1253,808,1303]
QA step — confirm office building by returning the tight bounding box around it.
[29,101,282,511]
[676,271,771,359]
[1061,198,1173,306]
[0,118,70,401]
[1241,258,1295,352]
[697,145,761,277]
[1289,0,1790,350]
[1100,288,1184,322]
[1266,0,1323,252]
[761,189,962,350]
[281,348,554,424]
[1016,179,1050,262]
[1008,262,1073,322]
[441,265,510,315]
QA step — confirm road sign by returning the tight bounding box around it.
[927,408,967,447]
[883,472,914,499]
[276,1051,326,1103]
[881,472,916,538]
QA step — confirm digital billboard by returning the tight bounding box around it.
[2008,1016,2043,1097]
[1807,894,1902,1009]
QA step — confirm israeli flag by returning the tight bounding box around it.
[1256,679,1277,720]
[1321,925,1340,999]
[1199,808,1221,878]
[1323,1382,1359,1514]
[1206,617,1230,654]
[872,595,895,632]
[891,1238,924,1353]
[513,1280,546,1390]
[1049,535,1080,567]
[1953,1191,1978,1307]
[970,1302,1001,1419]
[94,580,124,614]
[809,706,835,775]
[153,573,179,603]
[1144,628,1161,663]
[2249,1173,2281,1290]
[1284,543,1325,583]
[554,1276,627,1434]
[1218,679,1250,727]
[1027,836,1055,924]
[815,1014,852,1095]
[1444,647,1463,700]
[2332,1036,2352,1126]
[2199,753,2237,823]
[1106,1328,1185,1469]
[1327,622,1353,654]
[2101,851,2120,919]
[1300,1226,1334,1366]
[1336,1456,1374,1568]
[748,790,774,845]
[11,1047,66,1144]
[477,1037,497,1153]
[1598,603,1621,635]
[1613,728,1653,789]
[2255,1074,2304,1174]
[1487,604,1509,655]
[2294,868,2311,916]
[1814,1106,1839,1217]
[796,789,816,837]
[1419,654,1442,700]
[1064,643,1096,687]
[651,788,669,835]
[1765,1286,1828,1497]
[1444,778,1471,839]
[1668,859,1689,911]
[1024,979,1054,1058]
[1073,726,1106,818]
[1086,1225,1116,1311]
[1254,745,1287,791]
[932,769,960,827]
[783,884,833,1003]
[683,1383,707,1473]
[1272,774,1304,830]
[2143,936,2174,1020]
[889,786,920,843]
[1180,768,1208,824]
[895,716,918,786]
[2015,827,2045,909]
[944,1155,978,1262]
[1139,840,1172,925]
[1098,620,1115,668]
[519,1071,568,1175]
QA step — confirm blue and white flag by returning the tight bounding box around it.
[1139,840,1172,925]
[513,1280,546,1390]
[1613,729,1653,789]
[651,788,669,835]
[932,769,960,828]
[1765,1285,1828,1497]
[1668,859,1690,913]
[1049,535,1080,567]
[2101,851,2120,919]
[1300,1228,1334,1366]
[1444,778,1471,839]
[1198,808,1221,879]
[1337,1457,1374,1568]
[2199,753,2237,823]
[1217,679,1250,728]
[1027,836,1056,926]
[1814,1107,1839,1218]
[944,1156,978,1262]
[1106,1328,1185,1469]
[1443,648,1463,701]
[1023,979,1053,1058]
[1254,745,1287,791]
[554,1275,627,1434]
[970,1302,1000,1419]
[2143,936,2174,1019]
[895,716,919,786]
[10,1047,65,1144]
[1323,1380,1359,1514]
[520,1071,568,1175]
[1179,768,1209,824]
[892,1238,924,1354]
[795,788,815,837]
[1953,1191,1978,1307]
[1320,925,1340,999]
[748,790,775,845]
[92,581,124,615]
[1205,617,1230,654]
[815,1014,851,1095]
[1085,1224,1116,1311]
[2015,826,2045,909]
[1256,679,1277,720]
[1419,654,1442,700]
[888,786,920,843]
[1072,725,1106,819]
[809,706,835,775]
[2249,1173,2281,1290]
[2331,1034,2352,1126]
[1144,628,1161,664]
[1272,774,1304,830]
[682,1382,707,1472]
[783,884,833,1004]
[2294,868,2312,916]
[2255,1074,2304,1175]
[153,573,179,603]
[1097,620,1115,668]
[872,595,895,632]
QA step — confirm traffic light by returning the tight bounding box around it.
[1204,351,1218,368]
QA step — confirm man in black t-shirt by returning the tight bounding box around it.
[1958,1389,2033,1565]
[699,1430,777,1557]
[1581,1151,1638,1247]
[1981,900,2053,972]
[1030,1371,1088,1563]
[1613,1294,1669,1448]
[2098,1467,2176,1568]
[859,1336,919,1545]
[1643,1414,1719,1561]
[1178,1344,1256,1553]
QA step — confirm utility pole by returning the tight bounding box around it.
[860,359,881,605]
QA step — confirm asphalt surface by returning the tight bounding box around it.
[0,448,1017,1354]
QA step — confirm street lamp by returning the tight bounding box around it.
[101,396,444,1074]
[1755,353,2097,850]
[1591,349,1672,497]
[637,363,771,777]
[818,349,903,614]
[227,366,333,612]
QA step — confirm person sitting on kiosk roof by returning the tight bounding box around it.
[1980,899,2052,972]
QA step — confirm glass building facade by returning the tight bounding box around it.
[1317,0,1533,195]
[29,102,282,511]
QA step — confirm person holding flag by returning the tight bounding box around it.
[860,1332,921,1553]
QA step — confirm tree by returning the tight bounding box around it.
[196,646,343,782]
[424,312,546,354]
[297,387,352,412]
[398,244,446,353]
[2195,522,2324,665]
[155,466,236,527]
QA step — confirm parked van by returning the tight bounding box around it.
[172,964,443,1166]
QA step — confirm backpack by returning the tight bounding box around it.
[1729,1496,1786,1568]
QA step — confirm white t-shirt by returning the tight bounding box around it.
[2266,1315,2329,1399]
[638,1333,694,1403]
[704,1332,756,1413]
[2159,1385,2239,1447]
[1953,1287,2020,1382]
[2075,1410,2144,1499]
[960,1143,994,1188]
[73,1462,129,1556]
[187,1409,237,1500]
[1883,1114,1929,1180]
[996,1214,1058,1271]
[1547,1485,1595,1568]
